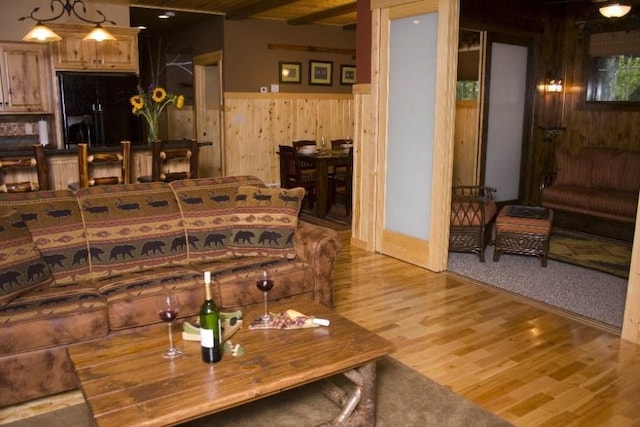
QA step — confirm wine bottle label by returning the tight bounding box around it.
[200,328,215,348]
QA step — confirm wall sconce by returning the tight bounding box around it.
[19,0,117,42]
[545,77,563,93]
[599,2,632,18]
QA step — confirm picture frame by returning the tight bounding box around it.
[279,61,302,84]
[340,65,356,85]
[309,60,333,86]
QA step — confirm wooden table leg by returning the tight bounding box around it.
[319,361,378,426]
[315,159,329,218]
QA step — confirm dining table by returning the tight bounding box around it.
[297,148,350,219]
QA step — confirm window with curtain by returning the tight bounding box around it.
[586,31,640,103]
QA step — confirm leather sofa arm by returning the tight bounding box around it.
[293,221,342,308]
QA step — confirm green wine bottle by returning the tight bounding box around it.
[200,271,222,363]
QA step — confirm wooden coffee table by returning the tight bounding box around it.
[68,297,395,426]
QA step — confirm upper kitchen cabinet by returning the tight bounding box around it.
[0,42,52,114]
[48,24,139,73]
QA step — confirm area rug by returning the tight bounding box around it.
[4,357,511,427]
[448,245,627,330]
[548,228,632,278]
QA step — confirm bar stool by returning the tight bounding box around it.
[0,144,49,193]
[138,139,199,183]
[69,140,131,190]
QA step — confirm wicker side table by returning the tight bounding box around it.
[493,205,554,267]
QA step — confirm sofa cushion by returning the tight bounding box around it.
[229,186,305,259]
[586,148,627,190]
[76,183,189,280]
[170,176,265,263]
[0,208,54,306]
[196,256,313,310]
[587,189,639,221]
[554,151,592,187]
[0,190,90,285]
[0,282,107,354]
[94,265,203,330]
[620,151,640,193]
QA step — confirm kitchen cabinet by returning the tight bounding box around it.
[48,24,139,73]
[0,42,52,114]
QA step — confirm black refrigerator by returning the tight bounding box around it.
[58,72,142,148]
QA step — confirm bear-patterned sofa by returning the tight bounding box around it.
[0,175,341,407]
[540,148,640,241]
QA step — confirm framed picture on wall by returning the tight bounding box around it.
[309,61,333,85]
[279,61,302,84]
[340,65,356,85]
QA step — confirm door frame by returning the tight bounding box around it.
[371,0,459,271]
[193,50,224,177]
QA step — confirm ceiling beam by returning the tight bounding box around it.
[226,0,299,20]
[287,2,357,25]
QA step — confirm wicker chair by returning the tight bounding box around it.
[449,186,497,262]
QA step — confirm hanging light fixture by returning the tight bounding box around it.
[19,0,117,42]
[599,2,632,18]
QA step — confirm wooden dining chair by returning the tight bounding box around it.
[70,140,131,190]
[330,139,353,150]
[139,139,199,183]
[278,145,316,209]
[328,146,353,216]
[292,140,317,174]
[0,144,49,193]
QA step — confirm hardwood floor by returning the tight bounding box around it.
[2,230,639,426]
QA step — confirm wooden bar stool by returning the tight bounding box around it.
[70,140,131,190]
[0,144,49,193]
[138,139,199,183]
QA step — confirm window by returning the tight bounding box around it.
[456,81,479,100]
[586,54,640,102]
[585,30,640,107]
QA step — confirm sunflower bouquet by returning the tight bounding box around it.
[130,85,184,143]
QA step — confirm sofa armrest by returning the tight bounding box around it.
[294,221,342,308]
[539,173,556,191]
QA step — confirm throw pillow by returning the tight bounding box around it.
[229,186,305,259]
[0,208,54,306]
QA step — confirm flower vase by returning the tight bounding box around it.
[147,118,159,144]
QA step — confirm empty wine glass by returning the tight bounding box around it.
[255,269,275,322]
[157,293,182,359]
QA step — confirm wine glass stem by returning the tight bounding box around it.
[167,322,174,351]
[263,291,268,317]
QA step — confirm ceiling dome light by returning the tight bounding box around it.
[599,3,632,18]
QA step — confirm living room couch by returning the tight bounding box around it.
[540,148,640,241]
[0,175,341,407]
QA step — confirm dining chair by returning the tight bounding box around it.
[278,145,315,209]
[70,140,131,190]
[138,139,199,183]
[330,139,352,150]
[0,144,49,193]
[449,185,497,262]
[328,146,353,216]
[292,140,317,174]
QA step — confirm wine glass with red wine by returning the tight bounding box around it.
[157,293,182,359]
[256,269,274,322]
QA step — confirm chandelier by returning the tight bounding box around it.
[19,0,117,42]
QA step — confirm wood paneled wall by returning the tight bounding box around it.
[223,92,354,185]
